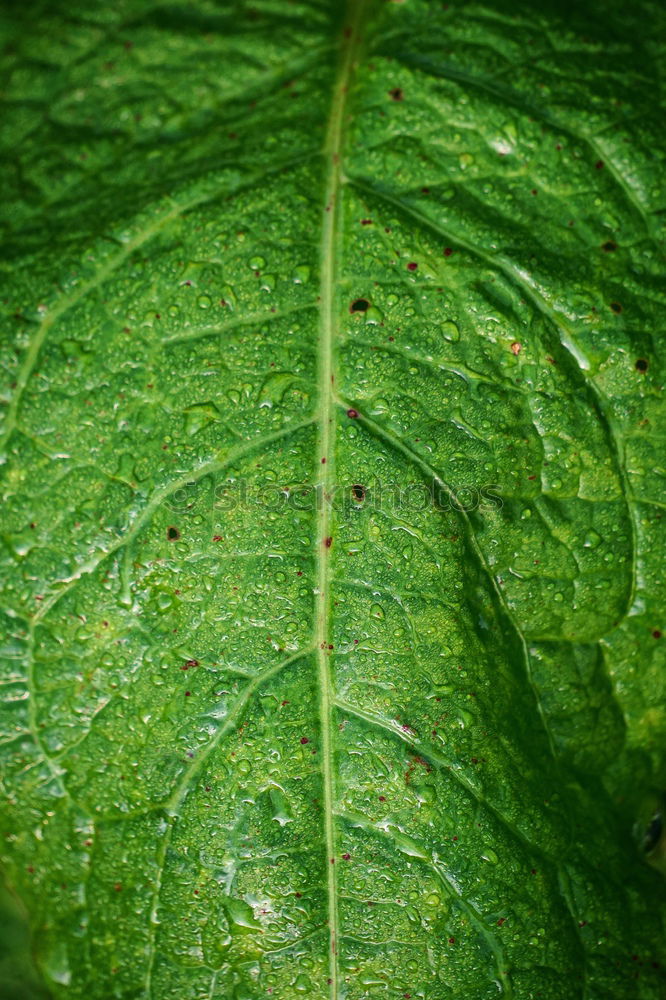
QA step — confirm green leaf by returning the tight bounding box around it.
[1,1,665,997]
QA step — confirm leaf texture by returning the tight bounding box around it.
[0,1,665,998]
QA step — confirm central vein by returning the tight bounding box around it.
[315,6,366,997]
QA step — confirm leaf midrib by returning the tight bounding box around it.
[315,4,368,996]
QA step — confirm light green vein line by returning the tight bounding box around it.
[347,177,639,625]
[31,416,315,624]
[162,301,318,344]
[334,395,559,763]
[336,809,513,996]
[315,6,368,997]
[333,696,555,864]
[142,645,312,999]
[0,195,209,454]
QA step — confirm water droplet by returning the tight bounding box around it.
[364,305,384,325]
[442,320,460,343]
[292,264,311,284]
[42,941,71,987]
[221,285,237,309]
[386,827,429,859]
[269,786,293,827]
[183,402,220,436]
[224,897,260,931]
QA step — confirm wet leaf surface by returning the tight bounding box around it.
[1,1,665,997]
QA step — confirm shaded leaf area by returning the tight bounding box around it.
[0,0,665,998]
[0,888,52,1000]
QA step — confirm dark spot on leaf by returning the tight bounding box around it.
[595,160,604,169]
[167,526,180,541]
[406,261,418,271]
[351,484,365,502]
[653,629,662,639]
[602,240,617,252]
[341,853,351,860]
[300,737,309,745]
[635,358,648,372]
[325,536,333,548]
[443,247,453,257]
[610,301,623,313]
[389,87,403,101]
[347,408,359,418]
[350,298,369,313]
